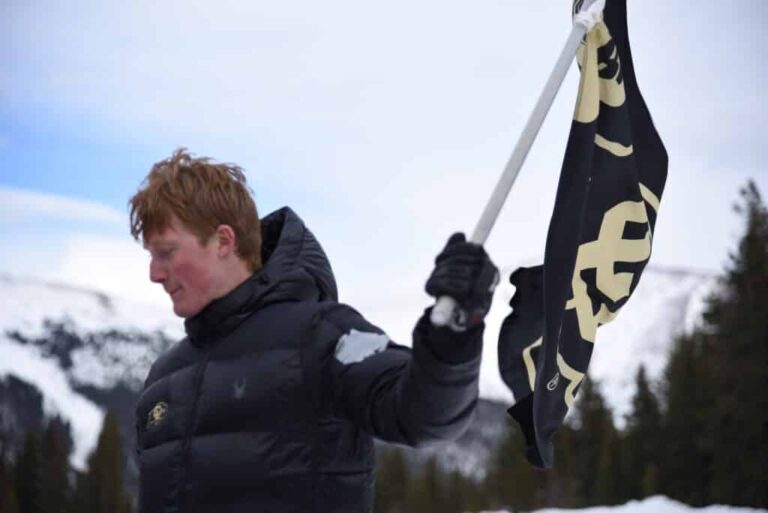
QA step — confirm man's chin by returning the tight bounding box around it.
[172,302,201,319]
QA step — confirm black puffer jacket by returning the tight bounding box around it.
[135,207,483,513]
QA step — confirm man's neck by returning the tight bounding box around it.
[213,260,256,301]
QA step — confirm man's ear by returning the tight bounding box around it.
[214,225,237,258]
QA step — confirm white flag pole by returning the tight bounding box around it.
[431,0,606,328]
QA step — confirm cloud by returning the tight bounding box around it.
[0,186,124,224]
[3,0,766,309]
[5,0,765,279]
[0,188,149,304]
[0,228,166,309]
[53,233,168,306]
[2,0,581,163]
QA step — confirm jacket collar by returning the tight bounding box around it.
[183,207,336,344]
[184,271,269,344]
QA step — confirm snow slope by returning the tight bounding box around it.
[0,273,183,468]
[481,495,766,513]
[578,266,717,424]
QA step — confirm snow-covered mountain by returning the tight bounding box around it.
[0,265,716,475]
[549,265,716,425]
[0,274,183,469]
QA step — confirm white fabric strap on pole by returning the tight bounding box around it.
[431,0,605,328]
[574,0,606,32]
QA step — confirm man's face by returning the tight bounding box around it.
[144,216,221,318]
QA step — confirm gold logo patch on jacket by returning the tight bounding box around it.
[147,401,169,428]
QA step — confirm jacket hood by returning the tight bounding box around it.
[258,206,338,303]
[185,207,337,342]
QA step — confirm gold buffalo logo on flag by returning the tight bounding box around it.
[498,0,668,469]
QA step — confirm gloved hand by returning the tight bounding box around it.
[425,233,499,330]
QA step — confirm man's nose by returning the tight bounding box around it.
[149,259,166,283]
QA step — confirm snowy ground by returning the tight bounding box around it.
[481,496,767,513]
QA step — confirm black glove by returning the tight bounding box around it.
[425,233,499,329]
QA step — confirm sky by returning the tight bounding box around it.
[1,0,767,352]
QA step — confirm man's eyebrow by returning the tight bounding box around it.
[146,241,177,251]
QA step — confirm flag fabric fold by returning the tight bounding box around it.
[498,0,668,469]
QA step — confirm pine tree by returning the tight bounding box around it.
[40,417,73,513]
[661,334,713,506]
[374,447,410,513]
[659,332,713,506]
[442,468,489,513]
[15,431,43,513]
[595,427,624,505]
[540,424,579,508]
[659,180,768,507]
[405,456,444,512]
[442,470,468,513]
[484,422,538,512]
[701,181,768,506]
[69,470,91,513]
[623,366,662,499]
[570,375,618,506]
[0,450,20,513]
[74,410,133,513]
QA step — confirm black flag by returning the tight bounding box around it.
[498,0,668,469]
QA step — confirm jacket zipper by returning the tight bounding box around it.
[177,347,211,511]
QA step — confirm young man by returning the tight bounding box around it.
[130,149,498,513]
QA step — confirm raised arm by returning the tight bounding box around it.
[321,234,498,446]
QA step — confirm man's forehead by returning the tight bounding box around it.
[143,215,204,249]
[143,222,181,249]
